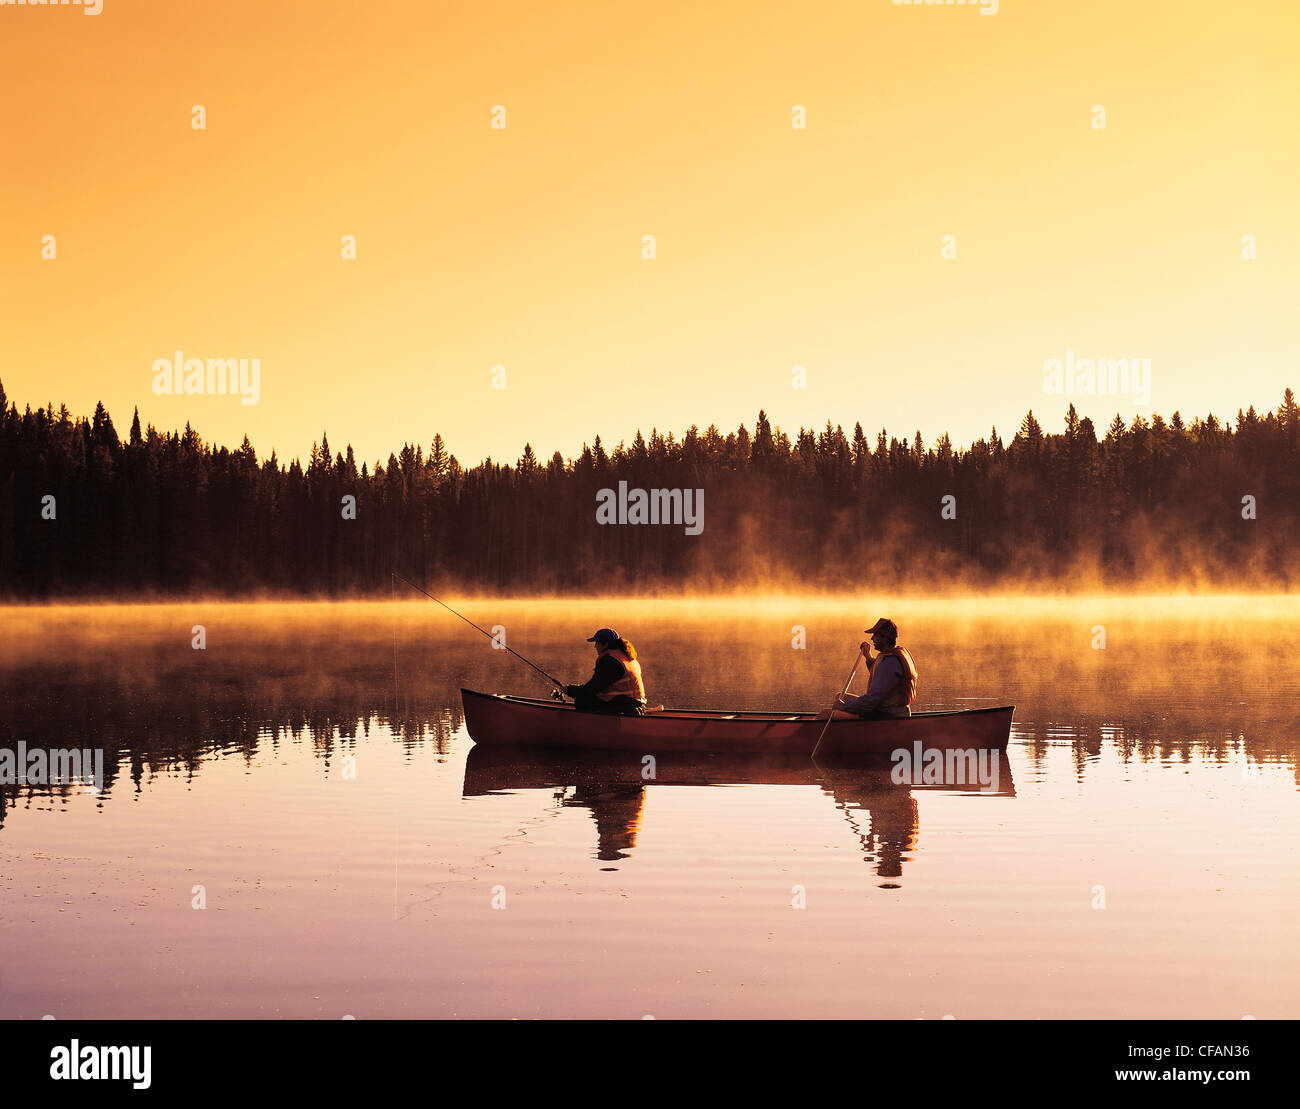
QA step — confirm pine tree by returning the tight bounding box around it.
[751,410,775,463]
[428,433,449,486]
[1016,411,1044,452]
[1280,388,1299,437]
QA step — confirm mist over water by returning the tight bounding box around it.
[1,597,1297,1018]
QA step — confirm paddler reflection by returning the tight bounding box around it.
[463,749,1014,879]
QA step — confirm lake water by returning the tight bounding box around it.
[1,597,1297,1019]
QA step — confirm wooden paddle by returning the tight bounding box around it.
[811,652,863,759]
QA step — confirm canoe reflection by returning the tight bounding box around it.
[462,747,1015,876]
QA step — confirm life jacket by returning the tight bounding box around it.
[869,646,917,708]
[596,648,646,702]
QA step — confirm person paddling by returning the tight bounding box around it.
[817,618,918,720]
[562,628,647,715]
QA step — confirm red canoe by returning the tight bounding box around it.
[461,688,1014,756]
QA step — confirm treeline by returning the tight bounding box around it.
[1,377,1298,595]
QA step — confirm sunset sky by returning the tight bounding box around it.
[1,0,1296,468]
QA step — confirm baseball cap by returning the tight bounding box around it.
[865,618,899,639]
[586,628,620,644]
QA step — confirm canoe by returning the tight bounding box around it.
[461,688,1014,756]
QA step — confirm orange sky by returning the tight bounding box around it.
[1,0,1296,467]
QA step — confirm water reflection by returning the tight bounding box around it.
[462,747,1015,877]
[2,602,1298,1021]
[1,599,1298,833]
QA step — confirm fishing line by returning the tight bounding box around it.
[391,571,565,690]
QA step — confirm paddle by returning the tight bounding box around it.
[811,651,864,759]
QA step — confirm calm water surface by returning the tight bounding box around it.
[1,598,1297,1018]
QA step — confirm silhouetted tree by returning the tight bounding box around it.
[1,383,1298,595]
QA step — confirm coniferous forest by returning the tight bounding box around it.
[1,377,1297,597]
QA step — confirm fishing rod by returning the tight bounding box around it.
[391,571,566,692]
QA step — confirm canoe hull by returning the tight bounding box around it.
[461,688,1013,756]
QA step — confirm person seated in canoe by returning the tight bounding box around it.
[817,618,918,720]
[561,628,647,716]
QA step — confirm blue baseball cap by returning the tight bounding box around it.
[586,628,620,644]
